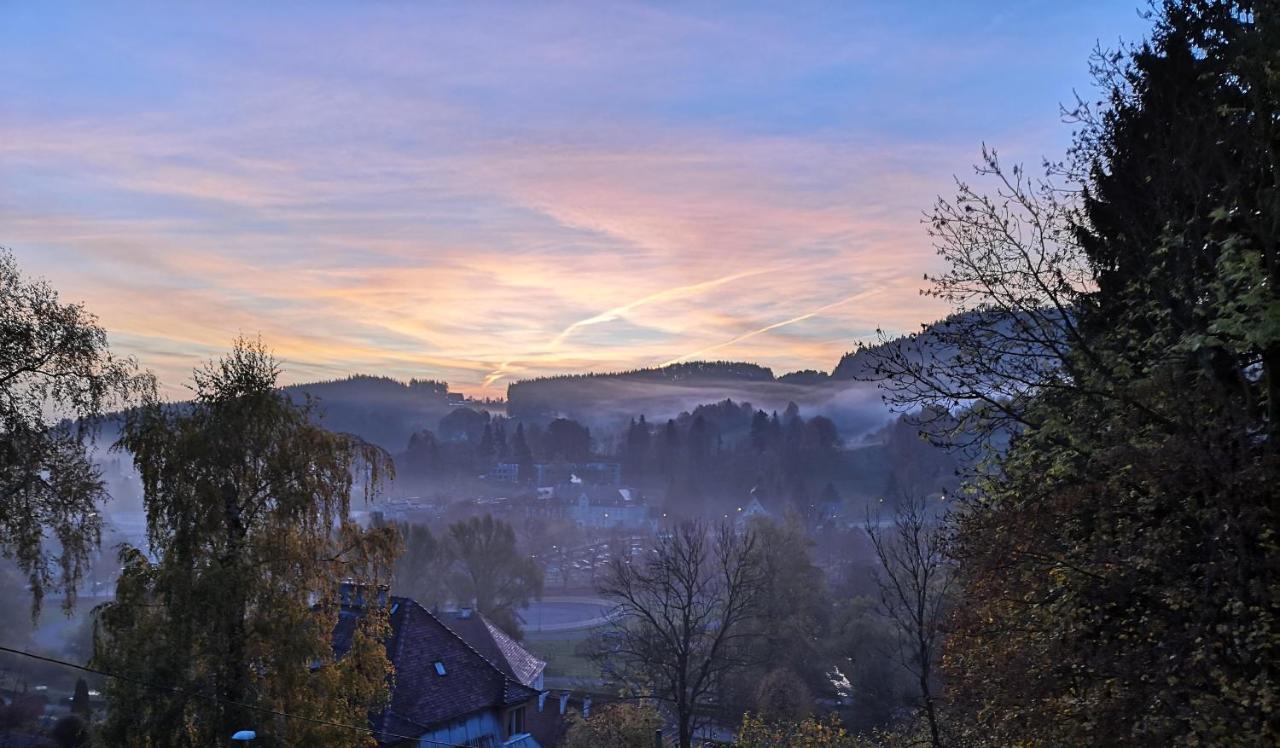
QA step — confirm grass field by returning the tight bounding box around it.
[524,636,599,680]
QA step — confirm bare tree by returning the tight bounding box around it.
[593,521,764,748]
[857,148,1099,453]
[867,496,955,748]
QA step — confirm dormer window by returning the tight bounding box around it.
[433,660,446,676]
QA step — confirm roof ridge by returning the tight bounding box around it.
[477,613,546,672]
[401,596,524,688]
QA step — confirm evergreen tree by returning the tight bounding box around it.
[661,419,680,478]
[688,415,711,466]
[70,678,90,719]
[750,409,771,452]
[877,4,1280,742]
[398,429,441,486]
[493,420,508,458]
[477,423,495,462]
[545,417,591,462]
[513,423,534,483]
[622,417,652,485]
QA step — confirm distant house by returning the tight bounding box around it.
[735,495,772,531]
[515,484,652,529]
[566,486,651,529]
[334,587,543,747]
[488,461,622,486]
[489,463,521,482]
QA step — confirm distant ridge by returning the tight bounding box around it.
[281,375,476,451]
[510,360,775,388]
[269,316,970,445]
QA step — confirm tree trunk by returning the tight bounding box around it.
[221,481,250,738]
[918,641,942,748]
[677,710,692,748]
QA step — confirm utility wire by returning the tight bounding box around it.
[0,644,472,747]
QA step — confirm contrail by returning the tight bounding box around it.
[658,289,881,367]
[550,269,763,348]
[482,270,763,388]
[483,359,517,388]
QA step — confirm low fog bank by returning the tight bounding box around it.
[507,376,893,439]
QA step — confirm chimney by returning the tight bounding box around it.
[538,691,548,712]
[583,696,592,718]
[559,692,569,715]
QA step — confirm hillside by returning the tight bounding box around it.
[278,317,974,446]
[282,375,482,451]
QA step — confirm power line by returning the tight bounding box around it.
[0,644,471,747]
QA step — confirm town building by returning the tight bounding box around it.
[441,608,546,691]
[565,487,651,529]
[488,461,622,486]
[335,587,551,747]
[735,495,771,530]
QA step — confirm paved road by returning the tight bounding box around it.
[522,595,618,634]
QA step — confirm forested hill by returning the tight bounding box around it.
[830,311,989,380]
[281,375,480,451]
[504,361,772,418]
[502,360,884,434]
[279,321,967,448]
[511,360,776,386]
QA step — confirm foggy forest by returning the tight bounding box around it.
[1,2,1277,747]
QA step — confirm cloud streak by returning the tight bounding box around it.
[0,2,1149,398]
[658,289,884,367]
[550,269,764,348]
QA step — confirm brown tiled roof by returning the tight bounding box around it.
[442,612,546,687]
[333,595,538,743]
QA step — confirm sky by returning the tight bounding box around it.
[1,1,1151,399]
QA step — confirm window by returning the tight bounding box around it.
[506,705,526,737]
[433,660,446,676]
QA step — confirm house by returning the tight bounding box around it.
[488,461,622,486]
[565,486,651,529]
[515,484,652,529]
[441,608,547,691]
[488,463,521,482]
[334,588,542,747]
[735,495,771,530]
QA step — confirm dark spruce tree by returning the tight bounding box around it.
[870,3,1279,744]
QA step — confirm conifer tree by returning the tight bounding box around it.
[871,3,1279,742]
